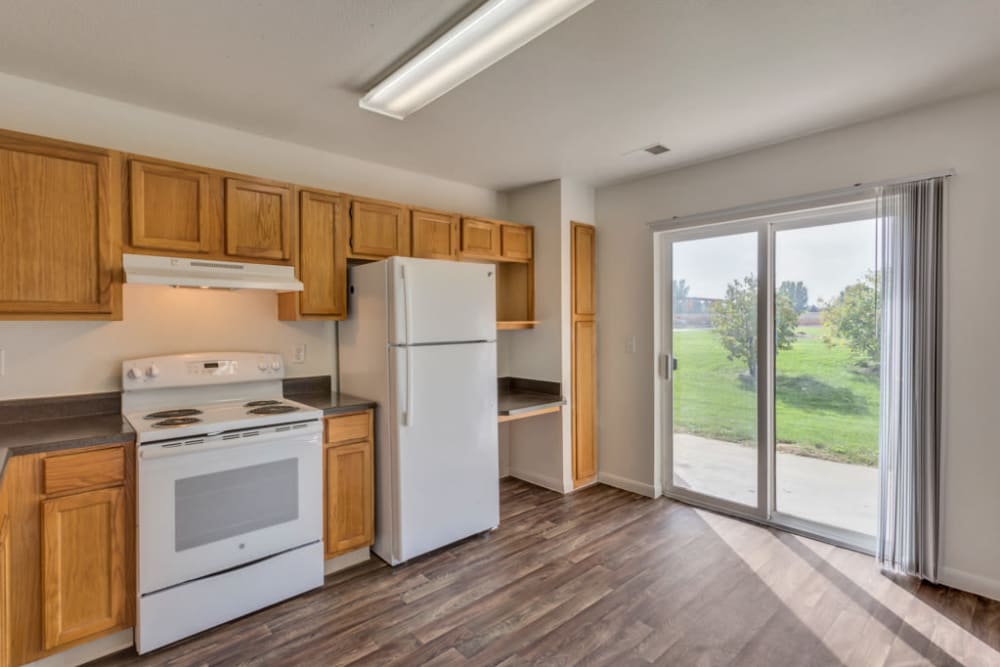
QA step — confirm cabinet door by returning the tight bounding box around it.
[572,320,597,482]
[298,191,347,318]
[461,218,501,258]
[572,223,596,317]
[130,159,213,253]
[225,177,293,260]
[411,209,459,260]
[501,224,533,261]
[41,486,126,650]
[324,440,374,558]
[350,199,409,258]
[0,133,119,316]
[0,516,9,667]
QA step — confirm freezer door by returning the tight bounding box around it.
[389,257,496,345]
[389,342,499,563]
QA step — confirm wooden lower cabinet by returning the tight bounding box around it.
[7,444,134,666]
[0,486,10,667]
[41,487,127,649]
[323,411,375,559]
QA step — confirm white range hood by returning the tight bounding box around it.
[123,254,303,292]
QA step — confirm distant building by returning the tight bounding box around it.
[675,296,721,314]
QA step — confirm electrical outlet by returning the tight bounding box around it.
[293,344,306,364]
[0,348,4,376]
[625,336,636,354]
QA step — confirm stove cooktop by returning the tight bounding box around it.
[125,397,320,442]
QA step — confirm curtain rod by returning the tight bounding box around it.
[646,168,954,232]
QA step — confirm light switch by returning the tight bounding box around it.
[625,336,636,354]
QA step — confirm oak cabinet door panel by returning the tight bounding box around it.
[225,178,293,260]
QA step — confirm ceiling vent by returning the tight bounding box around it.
[644,144,670,155]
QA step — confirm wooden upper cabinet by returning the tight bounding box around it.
[297,190,347,319]
[225,177,293,261]
[461,217,502,258]
[572,223,596,317]
[411,208,460,260]
[0,131,120,318]
[349,198,409,258]
[129,159,213,253]
[41,486,127,650]
[501,223,533,261]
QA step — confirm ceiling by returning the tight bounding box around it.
[1,0,999,190]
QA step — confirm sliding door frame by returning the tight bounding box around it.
[657,202,878,554]
[657,220,771,524]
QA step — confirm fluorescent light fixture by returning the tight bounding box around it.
[360,0,594,119]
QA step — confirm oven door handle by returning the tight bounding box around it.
[139,430,320,460]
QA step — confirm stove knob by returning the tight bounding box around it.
[271,360,281,371]
[258,360,268,371]
[145,364,160,378]
[127,366,142,380]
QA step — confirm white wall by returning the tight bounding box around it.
[0,73,500,399]
[595,89,1000,599]
[497,179,594,492]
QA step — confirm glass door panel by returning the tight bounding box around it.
[670,231,759,507]
[773,219,879,536]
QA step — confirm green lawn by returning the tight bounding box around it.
[673,326,879,466]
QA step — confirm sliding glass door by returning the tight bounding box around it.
[666,228,766,515]
[661,201,879,549]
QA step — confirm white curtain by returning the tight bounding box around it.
[877,177,944,580]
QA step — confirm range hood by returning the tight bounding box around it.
[123,254,303,292]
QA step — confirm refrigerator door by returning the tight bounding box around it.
[388,341,499,564]
[389,257,496,345]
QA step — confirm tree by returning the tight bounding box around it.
[710,275,798,378]
[672,279,690,313]
[779,280,809,314]
[822,271,880,366]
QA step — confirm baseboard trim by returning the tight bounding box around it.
[23,629,133,667]
[324,546,371,575]
[508,469,564,494]
[939,566,1000,603]
[597,472,659,498]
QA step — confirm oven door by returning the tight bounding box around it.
[137,424,322,595]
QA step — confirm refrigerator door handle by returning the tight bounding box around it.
[400,264,414,426]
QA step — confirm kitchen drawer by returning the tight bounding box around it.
[324,412,371,445]
[43,447,126,496]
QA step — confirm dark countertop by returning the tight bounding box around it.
[286,391,377,416]
[497,377,565,417]
[0,413,135,481]
[0,377,376,486]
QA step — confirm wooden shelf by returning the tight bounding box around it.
[497,320,539,330]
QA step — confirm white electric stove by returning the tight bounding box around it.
[122,352,324,654]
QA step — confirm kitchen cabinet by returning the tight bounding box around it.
[349,197,410,259]
[460,217,502,259]
[0,480,10,667]
[571,222,597,487]
[41,486,127,649]
[7,444,134,665]
[411,208,460,260]
[0,130,121,320]
[323,411,375,559]
[225,177,294,261]
[278,189,348,320]
[129,158,214,253]
[500,223,533,261]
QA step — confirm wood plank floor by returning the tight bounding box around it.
[91,479,1000,667]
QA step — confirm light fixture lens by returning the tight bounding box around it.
[360,0,594,119]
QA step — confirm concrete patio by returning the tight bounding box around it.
[674,433,877,535]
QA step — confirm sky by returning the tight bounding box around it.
[673,219,878,305]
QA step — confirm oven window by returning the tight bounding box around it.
[175,458,299,551]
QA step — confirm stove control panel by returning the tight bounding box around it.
[122,352,285,389]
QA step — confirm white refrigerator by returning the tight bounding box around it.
[339,257,500,565]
